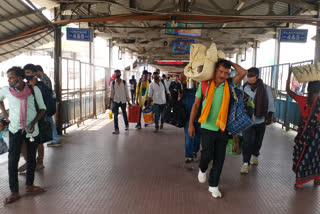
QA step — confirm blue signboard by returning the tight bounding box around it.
[66,28,92,41]
[280,29,308,42]
[172,40,195,54]
[166,22,202,37]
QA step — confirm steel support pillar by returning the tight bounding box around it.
[54,25,62,135]
[274,28,281,65]
[315,3,320,62]
[106,39,113,106]
[236,53,241,64]
[252,40,258,67]
[109,39,113,73]
[90,37,97,118]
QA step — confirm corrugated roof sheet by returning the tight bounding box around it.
[0,0,54,62]
[30,0,59,9]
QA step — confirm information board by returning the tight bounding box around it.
[280,29,308,43]
[66,28,92,41]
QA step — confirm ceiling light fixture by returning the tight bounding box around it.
[234,0,245,11]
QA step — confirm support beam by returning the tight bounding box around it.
[106,39,113,109]
[155,6,180,12]
[90,37,97,118]
[134,43,252,57]
[24,0,55,26]
[149,0,164,11]
[208,0,223,13]
[252,40,258,67]
[129,0,136,9]
[96,31,275,41]
[263,0,317,11]
[274,28,280,65]
[192,5,220,15]
[54,25,62,135]
[239,0,264,14]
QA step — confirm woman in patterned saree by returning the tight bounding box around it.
[286,69,320,189]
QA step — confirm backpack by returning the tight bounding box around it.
[27,84,53,143]
[161,80,169,100]
[201,80,211,101]
[200,79,235,99]
[34,82,56,117]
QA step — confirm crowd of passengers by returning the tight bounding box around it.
[108,59,320,198]
[1,59,320,204]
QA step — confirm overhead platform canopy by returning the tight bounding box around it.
[0,0,54,63]
[1,0,320,71]
[31,0,319,71]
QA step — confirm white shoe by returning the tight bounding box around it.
[198,169,206,183]
[209,186,222,198]
[250,155,259,165]
[240,163,249,174]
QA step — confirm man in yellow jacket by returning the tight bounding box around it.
[135,70,150,129]
[188,59,247,198]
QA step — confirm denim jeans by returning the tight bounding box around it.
[130,90,136,103]
[152,104,166,129]
[184,121,201,159]
[46,115,60,143]
[137,107,143,126]
[199,128,228,187]
[8,131,39,193]
[112,101,129,131]
[242,122,266,163]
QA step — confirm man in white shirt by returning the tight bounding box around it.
[147,71,170,133]
[108,70,131,134]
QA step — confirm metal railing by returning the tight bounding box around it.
[61,58,108,131]
[258,59,314,131]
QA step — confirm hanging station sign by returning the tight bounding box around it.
[66,28,92,41]
[280,29,308,43]
[172,40,195,54]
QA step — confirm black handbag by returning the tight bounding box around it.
[29,85,53,144]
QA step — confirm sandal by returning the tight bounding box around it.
[35,164,45,171]
[295,184,303,190]
[18,163,27,173]
[26,186,46,193]
[314,179,320,185]
[4,194,20,205]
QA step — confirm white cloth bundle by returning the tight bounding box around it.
[184,43,225,82]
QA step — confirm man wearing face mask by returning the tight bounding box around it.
[18,64,54,173]
[165,76,182,124]
[147,71,170,133]
[108,70,131,134]
[147,72,152,83]
[35,65,60,147]
[240,67,275,174]
[35,65,52,90]
[169,76,182,101]
[129,75,137,103]
[0,66,47,204]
